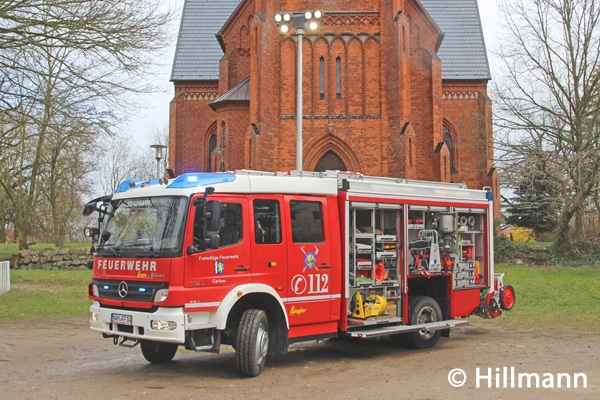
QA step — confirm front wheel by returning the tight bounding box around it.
[235,309,269,377]
[402,296,443,349]
[140,340,178,363]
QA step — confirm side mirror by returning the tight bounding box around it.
[205,200,221,232]
[187,245,199,255]
[82,195,112,216]
[187,234,220,255]
[205,233,220,249]
[83,203,96,217]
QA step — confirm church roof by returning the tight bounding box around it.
[170,0,491,82]
[170,0,240,81]
[420,0,491,80]
[209,76,250,110]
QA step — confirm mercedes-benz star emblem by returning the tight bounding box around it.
[118,281,128,298]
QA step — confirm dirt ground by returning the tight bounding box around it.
[0,318,597,400]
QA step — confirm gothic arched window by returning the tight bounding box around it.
[315,151,346,172]
[335,57,342,99]
[443,125,458,174]
[208,133,217,172]
[319,57,325,99]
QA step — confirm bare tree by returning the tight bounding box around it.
[93,125,170,197]
[0,1,173,248]
[33,118,96,246]
[96,135,155,196]
[147,126,171,179]
[0,112,35,246]
[494,0,600,243]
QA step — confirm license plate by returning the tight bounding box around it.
[111,313,132,326]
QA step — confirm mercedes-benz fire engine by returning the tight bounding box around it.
[84,170,515,377]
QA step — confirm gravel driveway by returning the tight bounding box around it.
[0,318,597,399]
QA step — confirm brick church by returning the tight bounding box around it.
[169,0,499,206]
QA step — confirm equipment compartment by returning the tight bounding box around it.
[349,204,402,323]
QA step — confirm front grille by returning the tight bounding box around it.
[94,279,168,302]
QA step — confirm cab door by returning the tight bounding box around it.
[250,197,288,299]
[284,196,338,328]
[183,196,251,311]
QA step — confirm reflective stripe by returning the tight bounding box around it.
[282,293,342,302]
[185,302,221,308]
[186,294,342,307]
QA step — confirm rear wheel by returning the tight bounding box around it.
[140,340,178,363]
[402,296,443,349]
[235,309,269,377]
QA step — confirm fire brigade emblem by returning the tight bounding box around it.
[215,261,224,275]
[301,245,319,272]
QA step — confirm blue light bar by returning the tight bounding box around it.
[115,178,162,193]
[167,173,236,189]
[115,179,141,193]
[138,287,147,293]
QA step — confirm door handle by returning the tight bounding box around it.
[234,266,250,271]
[319,264,331,269]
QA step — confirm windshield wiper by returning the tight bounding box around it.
[97,243,121,257]
[115,241,160,258]
[139,245,159,258]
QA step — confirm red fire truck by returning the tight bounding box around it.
[84,170,515,377]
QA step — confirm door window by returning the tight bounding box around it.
[253,199,281,244]
[290,201,324,243]
[192,201,243,249]
[217,203,243,246]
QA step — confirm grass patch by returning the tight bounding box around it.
[491,264,600,333]
[520,241,553,247]
[0,269,92,322]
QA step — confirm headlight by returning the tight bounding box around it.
[90,312,98,323]
[154,289,168,302]
[151,320,178,330]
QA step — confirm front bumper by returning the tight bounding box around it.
[89,301,186,343]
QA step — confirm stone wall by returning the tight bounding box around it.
[11,248,90,270]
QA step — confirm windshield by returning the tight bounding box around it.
[98,196,188,258]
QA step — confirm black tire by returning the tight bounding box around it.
[235,309,269,377]
[402,296,443,349]
[140,340,178,363]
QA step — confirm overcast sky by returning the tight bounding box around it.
[124,0,501,149]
